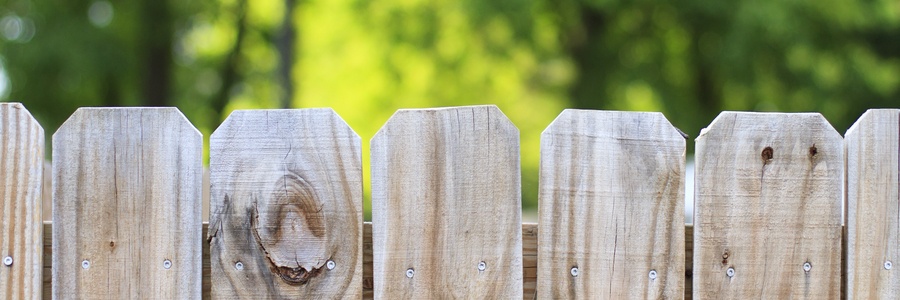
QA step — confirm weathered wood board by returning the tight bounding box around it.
[209,109,363,298]
[845,109,900,298]
[370,105,523,298]
[52,108,202,299]
[693,112,842,299]
[0,103,43,300]
[537,110,685,298]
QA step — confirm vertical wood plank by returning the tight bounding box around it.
[371,105,523,298]
[0,103,43,300]
[693,112,842,299]
[209,109,363,298]
[52,108,202,299]
[845,109,900,298]
[537,110,685,299]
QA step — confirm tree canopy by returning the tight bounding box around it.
[2,0,898,214]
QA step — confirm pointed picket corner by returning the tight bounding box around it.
[693,111,842,299]
[0,103,44,300]
[537,109,685,299]
[208,108,363,298]
[370,105,523,298]
[52,107,202,299]
[845,109,900,298]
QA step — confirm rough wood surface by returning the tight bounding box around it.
[845,109,900,298]
[52,108,202,299]
[209,109,363,298]
[370,106,523,298]
[693,112,842,299]
[538,110,685,298]
[0,103,43,300]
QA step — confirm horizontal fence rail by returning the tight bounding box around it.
[1,103,898,299]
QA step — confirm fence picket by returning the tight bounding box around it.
[370,105,523,298]
[537,110,685,298]
[52,108,202,299]
[693,112,842,299]
[0,103,43,300]
[209,109,363,298]
[845,109,900,298]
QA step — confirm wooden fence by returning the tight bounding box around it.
[0,102,898,299]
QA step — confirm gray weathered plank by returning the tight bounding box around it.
[52,108,202,299]
[0,103,43,300]
[693,112,842,299]
[537,110,685,299]
[845,109,900,298]
[370,105,523,299]
[209,109,363,298]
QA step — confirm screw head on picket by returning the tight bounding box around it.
[235,261,244,270]
[726,267,735,277]
[478,261,486,271]
[163,259,172,269]
[803,262,812,272]
[327,260,336,270]
[406,268,415,278]
[570,266,579,277]
[886,261,893,270]
[82,260,90,269]
[648,269,657,280]
[2,256,11,266]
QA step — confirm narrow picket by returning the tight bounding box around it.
[370,105,523,298]
[845,109,900,298]
[0,103,43,300]
[537,110,685,299]
[693,112,842,299]
[52,108,202,299]
[209,109,363,298]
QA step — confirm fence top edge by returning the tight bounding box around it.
[845,108,900,138]
[697,110,839,141]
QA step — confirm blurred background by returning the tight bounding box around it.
[2,0,898,221]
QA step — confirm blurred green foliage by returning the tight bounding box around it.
[1,0,898,216]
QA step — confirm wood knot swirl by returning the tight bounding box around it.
[251,169,329,285]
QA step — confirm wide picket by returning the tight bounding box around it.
[537,110,685,298]
[209,109,363,298]
[693,112,842,299]
[370,105,523,298]
[0,103,43,300]
[845,109,900,298]
[52,108,202,299]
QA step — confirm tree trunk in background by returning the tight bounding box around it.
[140,0,173,107]
[567,7,608,110]
[211,0,248,129]
[277,0,296,109]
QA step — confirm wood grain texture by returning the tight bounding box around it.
[371,105,523,299]
[537,110,685,299]
[845,109,900,298]
[0,103,43,300]
[52,108,202,299]
[209,109,363,298]
[693,112,842,299]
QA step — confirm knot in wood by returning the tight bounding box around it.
[251,169,329,285]
[761,147,774,163]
